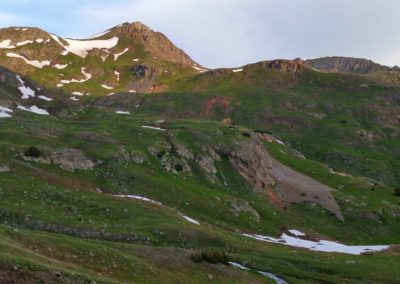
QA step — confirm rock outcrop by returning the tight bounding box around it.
[51,149,95,171]
[216,137,344,221]
[305,56,390,74]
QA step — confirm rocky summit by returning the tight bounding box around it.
[0,21,400,284]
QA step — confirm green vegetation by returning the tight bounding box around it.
[0,25,399,283]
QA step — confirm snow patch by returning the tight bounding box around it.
[38,95,53,101]
[114,195,162,206]
[17,105,49,115]
[192,65,208,73]
[141,125,166,131]
[232,68,244,73]
[60,67,92,84]
[288,229,306,237]
[54,63,68,69]
[0,106,13,118]
[70,96,79,101]
[241,232,390,255]
[101,84,114,90]
[116,111,130,115]
[51,34,119,58]
[0,39,14,48]
[114,48,129,60]
[16,75,36,99]
[180,214,200,225]
[6,53,51,68]
[114,71,120,81]
[229,262,287,284]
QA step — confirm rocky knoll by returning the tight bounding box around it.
[305,56,391,74]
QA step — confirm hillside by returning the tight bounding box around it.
[0,23,400,284]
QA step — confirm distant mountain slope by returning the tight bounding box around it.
[0,22,202,95]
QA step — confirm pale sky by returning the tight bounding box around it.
[1,0,399,68]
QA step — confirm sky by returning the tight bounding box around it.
[0,0,400,68]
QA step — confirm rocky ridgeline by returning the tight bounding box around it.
[305,56,399,74]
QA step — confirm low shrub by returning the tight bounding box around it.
[190,249,229,265]
[23,146,42,158]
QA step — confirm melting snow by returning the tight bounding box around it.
[0,106,13,118]
[229,262,287,284]
[17,105,49,115]
[229,262,249,270]
[114,195,163,206]
[16,75,36,99]
[16,40,34,47]
[192,65,208,73]
[114,70,120,81]
[180,214,200,225]
[288,229,306,237]
[70,96,79,101]
[6,53,51,68]
[232,68,244,73]
[54,63,68,69]
[141,125,166,131]
[38,95,53,101]
[258,271,288,284]
[129,90,137,93]
[133,58,140,62]
[60,36,119,58]
[242,231,390,255]
[101,84,114,90]
[61,67,91,84]
[116,111,130,115]
[114,48,129,60]
[0,39,15,48]
[101,53,110,62]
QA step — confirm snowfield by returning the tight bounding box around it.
[242,231,390,255]
[51,34,119,58]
